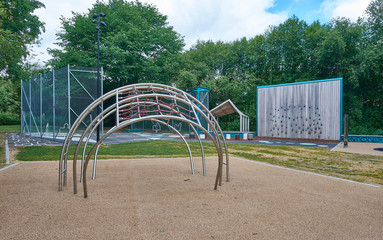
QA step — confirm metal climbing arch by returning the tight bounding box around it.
[58,83,229,198]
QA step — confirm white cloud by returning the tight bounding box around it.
[31,0,97,64]
[31,0,288,64]
[141,0,287,48]
[320,0,372,21]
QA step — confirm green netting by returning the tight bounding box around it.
[21,66,102,140]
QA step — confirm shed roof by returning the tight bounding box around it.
[210,99,247,118]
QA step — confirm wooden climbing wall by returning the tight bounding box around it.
[257,78,342,140]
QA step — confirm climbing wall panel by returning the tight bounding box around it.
[257,78,342,140]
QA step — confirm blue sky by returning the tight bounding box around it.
[31,0,372,64]
[268,0,326,22]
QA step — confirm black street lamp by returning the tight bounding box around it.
[92,12,106,142]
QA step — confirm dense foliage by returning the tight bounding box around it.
[0,0,45,124]
[48,0,184,91]
[0,0,45,81]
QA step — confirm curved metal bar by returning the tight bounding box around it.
[86,118,195,182]
[59,94,108,190]
[79,107,117,187]
[77,100,198,184]
[75,100,201,193]
[78,113,218,194]
[151,119,194,174]
[61,84,221,162]
[115,84,229,179]
[60,84,213,164]
[82,115,220,198]
[92,145,101,180]
[59,84,228,193]
[190,125,206,176]
[64,95,223,191]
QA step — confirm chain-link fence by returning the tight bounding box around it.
[21,65,103,140]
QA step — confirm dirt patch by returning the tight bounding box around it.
[9,146,19,162]
[1,157,382,239]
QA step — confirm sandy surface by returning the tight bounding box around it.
[332,142,383,156]
[1,157,382,239]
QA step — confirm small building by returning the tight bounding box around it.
[210,99,250,132]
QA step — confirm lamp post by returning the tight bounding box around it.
[92,12,106,142]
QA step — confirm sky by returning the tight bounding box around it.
[30,0,372,65]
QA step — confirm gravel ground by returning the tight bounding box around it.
[1,157,382,239]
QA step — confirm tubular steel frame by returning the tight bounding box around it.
[59,83,229,198]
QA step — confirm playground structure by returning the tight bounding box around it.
[59,83,229,197]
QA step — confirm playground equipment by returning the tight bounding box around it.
[59,83,229,197]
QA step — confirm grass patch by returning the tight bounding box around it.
[14,140,383,186]
[16,140,217,161]
[0,125,20,133]
[227,143,383,185]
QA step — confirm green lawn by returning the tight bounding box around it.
[16,140,217,161]
[15,140,383,186]
[0,125,20,133]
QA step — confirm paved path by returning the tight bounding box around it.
[226,139,338,148]
[8,132,338,149]
[7,133,62,146]
[332,142,383,156]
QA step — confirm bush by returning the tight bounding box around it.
[0,112,20,125]
[349,124,383,136]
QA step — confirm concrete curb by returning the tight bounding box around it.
[0,163,20,172]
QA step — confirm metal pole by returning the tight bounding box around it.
[5,136,9,164]
[65,65,70,187]
[29,79,32,136]
[96,25,100,142]
[101,66,104,137]
[343,114,349,148]
[92,12,105,141]
[67,65,71,130]
[20,80,23,133]
[53,69,56,139]
[40,74,43,137]
[240,115,242,132]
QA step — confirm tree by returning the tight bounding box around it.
[48,0,184,90]
[350,0,383,134]
[0,0,45,81]
[363,0,383,43]
[0,79,20,124]
[176,70,198,91]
